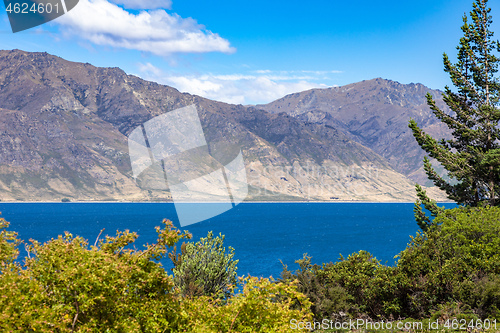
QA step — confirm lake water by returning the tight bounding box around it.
[0,202,457,277]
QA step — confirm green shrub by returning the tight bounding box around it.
[0,263,64,332]
[4,205,500,330]
[0,217,20,266]
[171,231,238,299]
[321,250,402,319]
[430,301,478,323]
[281,251,403,321]
[397,206,500,319]
[456,274,500,320]
[1,219,191,332]
[283,206,500,322]
[179,276,313,333]
[280,254,356,321]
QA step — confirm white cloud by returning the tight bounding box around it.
[55,0,235,56]
[168,76,225,98]
[138,62,163,76]
[136,64,335,105]
[108,0,172,9]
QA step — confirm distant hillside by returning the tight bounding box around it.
[0,50,447,202]
[258,78,451,185]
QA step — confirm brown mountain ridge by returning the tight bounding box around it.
[0,50,447,202]
[258,78,451,185]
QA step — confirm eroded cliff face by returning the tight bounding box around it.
[0,50,447,202]
[258,77,452,185]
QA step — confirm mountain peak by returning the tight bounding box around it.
[258,78,450,185]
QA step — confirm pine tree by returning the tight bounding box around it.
[409,0,500,230]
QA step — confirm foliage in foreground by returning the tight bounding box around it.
[180,276,312,333]
[282,206,500,323]
[0,218,192,332]
[2,207,500,331]
[0,217,312,332]
[170,231,238,299]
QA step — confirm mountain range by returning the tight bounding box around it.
[0,49,449,202]
[258,78,451,185]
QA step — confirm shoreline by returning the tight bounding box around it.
[0,200,456,204]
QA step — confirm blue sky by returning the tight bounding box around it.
[0,0,499,104]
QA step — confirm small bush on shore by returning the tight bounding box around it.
[170,231,238,300]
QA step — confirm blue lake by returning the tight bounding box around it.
[0,202,457,278]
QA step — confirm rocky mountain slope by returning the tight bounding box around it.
[258,78,451,185]
[0,50,447,202]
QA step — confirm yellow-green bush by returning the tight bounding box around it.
[0,218,312,332]
[179,276,312,333]
[0,219,191,332]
